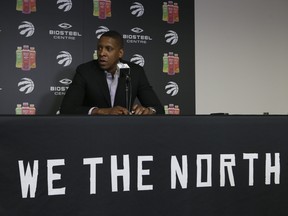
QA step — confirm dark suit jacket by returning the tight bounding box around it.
[60,60,164,114]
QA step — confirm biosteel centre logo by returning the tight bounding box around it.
[16,45,37,71]
[16,0,37,14]
[49,23,82,40]
[123,28,152,44]
[57,51,72,67]
[130,2,144,17]
[93,0,112,19]
[57,0,72,12]
[162,1,179,24]
[50,78,72,96]
[95,26,109,39]
[165,81,179,96]
[162,52,180,75]
[18,78,35,94]
[18,21,35,37]
[165,30,178,45]
[130,54,145,67]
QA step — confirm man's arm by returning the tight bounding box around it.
[60,68,91,115]
[133,64,164,115]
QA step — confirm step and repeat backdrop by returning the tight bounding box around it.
[0,0,195,115]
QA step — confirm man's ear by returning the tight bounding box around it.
[119,48,124,58]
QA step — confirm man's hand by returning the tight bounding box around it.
[132,104,155,115]
[91,106,129,115]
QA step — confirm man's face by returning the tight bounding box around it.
[97,36,124,74]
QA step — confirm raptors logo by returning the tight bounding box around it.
[130,2,144,17]
[165,81,179,96]
[57,51,72,67]
[57,0,72,12]
[18,21,35,37]
[18,78,35,94]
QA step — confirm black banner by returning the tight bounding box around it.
[0,116,287,215]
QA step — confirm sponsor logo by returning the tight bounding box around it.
[16,45,37,71]
[162,52,180,75]
[123,28,152,44]
[162,1,179,24]
[59,78,72,85]
[165,81,179,96]
[164,104,180,115]
[16,0,37,14]
[130,2,144,17]
[165,30,178,45]
[130,54,145,67]
[57,0,73,12]
[93,0,112,19]
[131,27,143,34]
[95,26,109,39]
[18,21,35,37]
[15,102,36,115]
[18,78,34,94]
[49,23,82,40]
[57,51,72,67]
[50,78,72,96]
[58,23,72,29]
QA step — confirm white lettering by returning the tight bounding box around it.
[243,153,258,186]
[47,159,66,196]
[220,154,236,187]
[83,157,103,194]
[265,153,280,185]
[18,160,39,198]
[197,154,212,187]
[111,155,130,192]
[137,156,153,191]
[171,155,188,189]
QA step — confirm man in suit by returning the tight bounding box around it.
[60,30,164,115]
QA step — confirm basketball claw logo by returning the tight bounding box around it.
[165,30,178,45]
[93,0,112,19]
[165,81,179,96]
[18,78,35,94]
[57,0,73,12]
[57,51,72,67]
[130,54,145,67]
[18,21,35,37]
[130,2,144,17]
[95,26,109,39]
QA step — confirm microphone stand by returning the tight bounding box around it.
[117,63,132,113]
[125,73,132,113]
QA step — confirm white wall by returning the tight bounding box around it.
[195,0,288,114]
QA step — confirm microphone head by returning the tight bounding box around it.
[117,63,130,69]
[117,63,130,78]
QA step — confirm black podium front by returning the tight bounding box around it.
[0,116,287,216]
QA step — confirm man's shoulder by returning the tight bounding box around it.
[76,60,101,77]
[77,60,98,70]
[121,60,143,71]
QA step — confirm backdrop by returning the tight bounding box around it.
[0,0,195,115]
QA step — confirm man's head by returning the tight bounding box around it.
[97,30,124,74]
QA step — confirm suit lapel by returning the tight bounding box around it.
[93,61,112,107]
[114,75,126,107]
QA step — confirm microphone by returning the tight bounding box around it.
[117,63,132,112]
[117,63,130,79]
